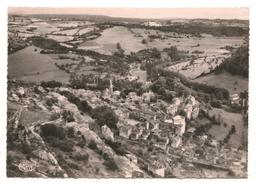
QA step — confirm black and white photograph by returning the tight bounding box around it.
[3,3,254,179]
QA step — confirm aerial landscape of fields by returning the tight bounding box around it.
[7,8,249,178]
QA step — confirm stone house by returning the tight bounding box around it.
[119,124,133,139]
[148,160,165,177]
[173,115,186,135]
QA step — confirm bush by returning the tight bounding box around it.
[76,135,86,148]
[21,143,32,155]
[49,113,60,121]
[72,152,89,161]
[79,100,92,113]
[41,81,62,88]
[40,123,66,139]
[102,153,110,161]
[45,97,58,107]
[210,100,222,108]
[45,136,73,152]
[103,158,118,171]
[88,140,98,150]
[62,110,75,123]
[105,140,127,155]
[67,127,75,138]
[91,106,118,130]
[59,90,92,113]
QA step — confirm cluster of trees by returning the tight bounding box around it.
[215,45,249,78]
[69,74,111,90]
[28,36,69,53]
[75,48,129,75]
[45,97,58,107]
[59,90,92,113]
[150,68,230,101]
[62,110,75,123]
[163,46,182,61]
[100,22,248,37]
[150,77,175,102]
[88,140,118,171]
[114,79,145,97]
[223,125,236,144]
[90,106,118,131]
[114,42,125,57]
[41,80,63,88]
[104,139,127,155]
[40,123,74,152]
[8,40,27,54]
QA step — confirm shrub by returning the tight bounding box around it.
[88,140,98,150]
[67,127,75,138]
[59,90,92,113]
[91,106,118,130]
[103,158,118,171]
[40,123,66,139]
[45,97,58,107]
[76,135,86,148]
[210,100,222,108]
[41,80,62,88]
[45,136,73,152]
[49,113,60,121]
[21,143,32,155]
[78,100,92,113]
[72,152,89,161]
[102,153,110,160]
[105,140,127,155]
[62,110,75,123]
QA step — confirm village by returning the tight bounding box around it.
[7,75,248,177]
[7,12,249,178]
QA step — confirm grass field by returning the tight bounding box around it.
[53,28,79,36]
[76,27,95,35]
[8,46,70,83]
[47,34,74,42]
[195,71,248,94]
[79,26,146,54]
[207,108,245,148]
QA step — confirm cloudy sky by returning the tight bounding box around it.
[8,7,249,20]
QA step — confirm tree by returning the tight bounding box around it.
[151,48,161,58]
[141,39,147,44]
[116,42,125,56]
[91,106,118,130]
[167,46,179,61]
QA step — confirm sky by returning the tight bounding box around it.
[8,7,249,20]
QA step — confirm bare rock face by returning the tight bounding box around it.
[11,93,20,102]
[101,125,114,141]
[17,87,25,96]
[35,86,45,94]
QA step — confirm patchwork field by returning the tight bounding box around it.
[79,26,244,56]
[8,46,70,83]
[195,71,248,94]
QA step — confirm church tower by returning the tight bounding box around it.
[109,79,113,96]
